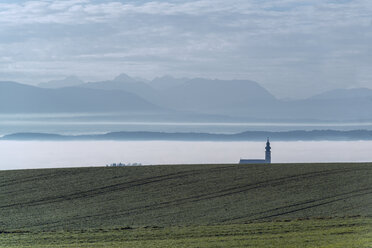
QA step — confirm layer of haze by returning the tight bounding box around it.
[1,0,372,98]
[1,140,371,170]
[2,119,372,137]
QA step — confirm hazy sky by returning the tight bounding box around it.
[0,0,371,98]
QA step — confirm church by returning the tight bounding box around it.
[239,138,271,164]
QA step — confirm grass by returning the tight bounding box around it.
[0,163,371,247]
[1,217,371,247]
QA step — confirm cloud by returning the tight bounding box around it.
[0,0,371,98]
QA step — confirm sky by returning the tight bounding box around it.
[0,0,371,98]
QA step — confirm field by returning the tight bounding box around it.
[1,218,371,247]
[1,163,371,247]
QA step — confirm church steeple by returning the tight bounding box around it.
[265,137,271,163]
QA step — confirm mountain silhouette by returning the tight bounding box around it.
[2,76,372,121]
[38,76,84,88]
[0,81,161,113]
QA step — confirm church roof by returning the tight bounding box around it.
[239,159,266,164]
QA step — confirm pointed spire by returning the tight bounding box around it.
[266,137,271,150]
[265,137,271,163]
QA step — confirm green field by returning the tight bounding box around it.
[1,218,371,247]
[1,163,371,247]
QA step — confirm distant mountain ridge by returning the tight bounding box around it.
[2,130,372,141]
[149,75,189,90]
[156,78,277,114]
[309,88,372,100]
[38,76,84,88]
[78,73,157,100]
[0,81,161,113]
[1,74,372,121]
[75,76,280,117]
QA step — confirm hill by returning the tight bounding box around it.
[156,78,279,116]
[2,77,372,121]
[38,76,84,88]
[79,73,158,100]
[288,88,372,120]
[3,129,372,141]
[75,74,372,121]
[149,75,189,90]
[77,76,280,117]
[309,87,372,100]
[0,81,161,113]
[0,163,371,231]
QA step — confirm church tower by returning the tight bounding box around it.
[265,137,271,163]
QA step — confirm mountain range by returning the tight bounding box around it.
[3,130,372,141]
[0,74,371,121]
[0,81,160,113]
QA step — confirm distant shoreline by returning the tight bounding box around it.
[1,130,372,141]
